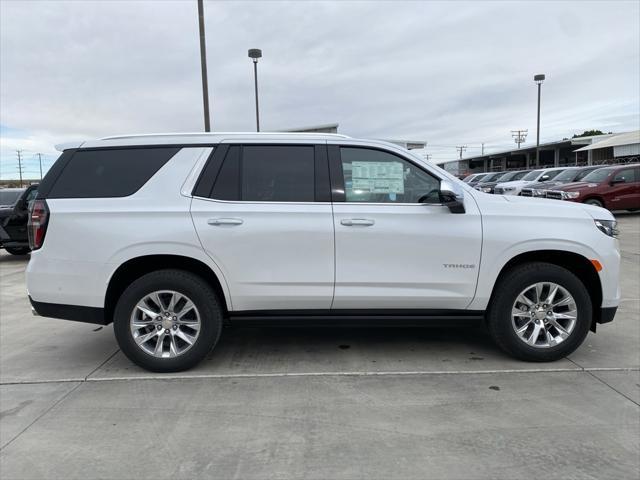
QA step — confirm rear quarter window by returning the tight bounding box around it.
[46,147,180,198]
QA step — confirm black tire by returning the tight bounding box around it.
[584,198,603,208]
[5,246,30,255]
[113,269,223,372]
[487,262,592,362]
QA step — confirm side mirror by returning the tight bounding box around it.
[539,175,550,181]
[439,179,465,214]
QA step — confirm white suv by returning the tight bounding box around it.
[494,167,566,196]
[26,133,620,372]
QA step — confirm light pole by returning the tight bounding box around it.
[248,48,262,132]
[197,0,211,132]
[534,74,545,167]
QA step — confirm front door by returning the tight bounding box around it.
[329,144,482,310]
[608,167,639,210]
[191,143,334,311]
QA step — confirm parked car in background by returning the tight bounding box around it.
[475,170,529,194]
[26,133,620,372]
[521,166,602,197]
[494,167,566,196]
[472,171,504,192]
[463,172,489,185]
[546,164,640,211]
[0,184,38,255]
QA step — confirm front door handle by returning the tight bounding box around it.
[340,218,375,227]
[208,218,244,226]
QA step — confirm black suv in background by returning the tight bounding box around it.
[0,184,38,255]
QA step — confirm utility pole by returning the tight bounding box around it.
[456,146,467,159]
[424,153,432,161]
[37,153,43,179]
[481,143,485,156]
[16,150,24,187]
[511,129,528,148]
[534,74,545,166]
[197,0,211,132]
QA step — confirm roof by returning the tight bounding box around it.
[573,130,640,152]
[55,131,351,151]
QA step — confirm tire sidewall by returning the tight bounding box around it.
[489,263,592,361]
[113,270,222,372]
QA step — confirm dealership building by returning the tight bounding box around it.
[437,130,640,176]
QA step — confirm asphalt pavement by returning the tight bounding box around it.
[1,213,638,479]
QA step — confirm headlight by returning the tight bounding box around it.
[480,187,492,193]
[594,219,619,238]
[503,187,515,192]
[562,191,580,199]
[532,190,546,197]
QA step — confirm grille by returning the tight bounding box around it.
[546,191,563,200]
[494,187,504,195]
[520,189,533,197]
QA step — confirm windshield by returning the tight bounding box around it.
[483,172,503,182]
[575,168,598,181]
[499,170,526,182]
[0,190,23,206]
[522,169,543,181]
[553,169,580,181]
[582,168,613,183]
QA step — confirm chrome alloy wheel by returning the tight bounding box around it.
[511,282,577,348]
[129,290,201,358]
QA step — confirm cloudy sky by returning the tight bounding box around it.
[1,0,639,179]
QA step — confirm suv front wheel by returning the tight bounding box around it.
[487,262,592,362]
[113,269,223,372]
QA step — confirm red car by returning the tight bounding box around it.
[545,164,640,211]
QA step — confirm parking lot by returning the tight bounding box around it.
[0,213,638,479]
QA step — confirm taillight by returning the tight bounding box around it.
[28,199,49,250]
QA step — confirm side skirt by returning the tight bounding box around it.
[227,309,485,327]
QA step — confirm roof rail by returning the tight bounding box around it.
[100,132,351,140]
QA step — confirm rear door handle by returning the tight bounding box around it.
[208,218,244,226]
[340,218,375,227]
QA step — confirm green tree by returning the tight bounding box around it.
[572,130,612,138]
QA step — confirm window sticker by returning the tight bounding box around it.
[351,161,405,194]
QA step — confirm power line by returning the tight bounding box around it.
[511,129,528,148]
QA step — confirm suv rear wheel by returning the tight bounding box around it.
[113,269,223,372]
[487,262,592,362]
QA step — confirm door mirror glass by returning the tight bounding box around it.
[438,179,465,214]
[539,174,550,181]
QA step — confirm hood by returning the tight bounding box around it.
[495,179,536,189]
[500,193,613,220]
[526,180,563,190]
[549,181,598,192]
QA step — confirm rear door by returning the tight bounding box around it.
[328,142,482,310]
[190,142,335,311]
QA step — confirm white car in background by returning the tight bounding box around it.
[494,167,566,195]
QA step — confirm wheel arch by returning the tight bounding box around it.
[489,250,603,331]
[582,195,606,207]
[105,254,230,324]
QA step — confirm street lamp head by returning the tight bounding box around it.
[534,73,546,84]
[248,48,262,62]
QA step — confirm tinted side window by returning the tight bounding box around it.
[340,147,440,203]
[47,147,179,198]
[210,146,240,200]
[613,168,636,183]
[241,146,315,202]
